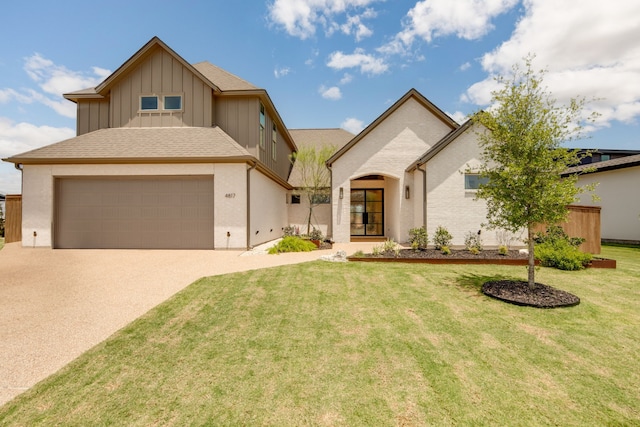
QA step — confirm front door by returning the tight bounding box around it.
[350,189,384,236]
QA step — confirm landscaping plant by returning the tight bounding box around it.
[268,236,317,254]
[432,225,452,250]
[408,227,428,250]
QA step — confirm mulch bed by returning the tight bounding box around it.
[382,249,528,259]
[482,280,580,308]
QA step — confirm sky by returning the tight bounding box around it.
[1,0,639,194]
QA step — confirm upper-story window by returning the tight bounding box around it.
[259,103,266,149]
[164,95,182,111]
[140,96,159,111]
[140,94,183,112]
[272,123,277,161]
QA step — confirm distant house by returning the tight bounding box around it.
[574,149,640,166]
[564,154,640,244]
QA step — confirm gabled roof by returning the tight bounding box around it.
[326,88,458,166]
[192,61,258,91]
[288,128,354,187]
[562,153,640,176]
[64,37,221,102]
[3,127,253,164]
[406,117,475,172]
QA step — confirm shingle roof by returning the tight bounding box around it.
[193,61,258,91]
[4,127,253,164]
[563,153,640,175]
[287,128,354,187]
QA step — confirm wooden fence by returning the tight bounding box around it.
[4,195,22,244]
[533,205,601,254]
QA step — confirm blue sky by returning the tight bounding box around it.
[1,0,639,194]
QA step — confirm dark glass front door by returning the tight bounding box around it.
[350,189,384,236]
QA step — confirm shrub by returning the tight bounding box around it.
[535,239,592,270]
[464,230,483,252]
[433,226,453,250]
[382,238,399,253]
[408,227,428,250]
[498,245,508,256]
[283,225,297,237]
[308,227,323,241]
[495,229,516,249]
[441,245,451,255]
[268,236,317,254]
[533,225,584,248]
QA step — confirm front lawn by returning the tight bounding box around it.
[1,246,639,425]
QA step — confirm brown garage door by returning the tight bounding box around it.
[54,176,215,249]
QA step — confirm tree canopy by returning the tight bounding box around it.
[472,56,597,286]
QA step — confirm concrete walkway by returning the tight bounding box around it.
[0,241,378,406]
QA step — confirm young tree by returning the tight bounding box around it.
[472,56,596,287]
[289,144,336,235]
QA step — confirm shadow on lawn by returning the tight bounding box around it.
[454,273,520,294]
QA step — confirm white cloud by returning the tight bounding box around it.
[464,0,640,129]
[274,66,291,78]
[24,53,109,96]
[340,8,376,41]
[0,117,74,158]
[1,54,110,119]
[446,110,468,124]
[339,73,354,85]
[341,117,365,134]
[267,0,381,40]
[379,0,518,55]
[459,62,471,71]
[319,85,342,100]
[327,48,388,75]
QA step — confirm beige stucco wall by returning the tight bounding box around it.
[331,97,453,243]
[249,169,289,247]
[21,163,250,249]
[574,166,640,242]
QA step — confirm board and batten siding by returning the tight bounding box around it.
[77,100,110,136]
[216,96,294,181]
[109,47,213,129]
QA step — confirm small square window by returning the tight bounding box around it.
[601,154,610,161]
[291,194,301,204]
[141,96,158,110]
[164,95,182,110]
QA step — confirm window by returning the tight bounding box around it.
[464,174,490,190]
[272,124,277,161]
[164,95,182,111]
[601,154,610,161]
[140,96,158,110]
[259,103,265,149]
[291,194,301,204]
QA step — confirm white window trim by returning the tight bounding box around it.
[163,94,184,112]
[139,93,184,112]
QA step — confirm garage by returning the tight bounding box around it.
[54,176,215,249]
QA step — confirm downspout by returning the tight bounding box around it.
[246,161,257,250]
[417,163,427,229]
[327,163,333,240]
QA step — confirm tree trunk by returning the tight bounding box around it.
[527,226,536,288]
[306,205,312,236]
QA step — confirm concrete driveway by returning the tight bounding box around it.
[0,241,377,406]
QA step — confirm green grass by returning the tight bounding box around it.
[0,237,4,250]
[1,246,639,426]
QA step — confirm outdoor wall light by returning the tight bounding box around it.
[339,187,344,199]
[405,186,410,199]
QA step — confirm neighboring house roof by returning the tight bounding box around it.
[192,61,258,91]
[288,128,354,187]
[562,153,640,176]
[326,88,458,166]
[406,118,475,172]
[4,127,253,164]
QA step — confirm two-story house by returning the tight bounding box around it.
[5,37,298,249]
